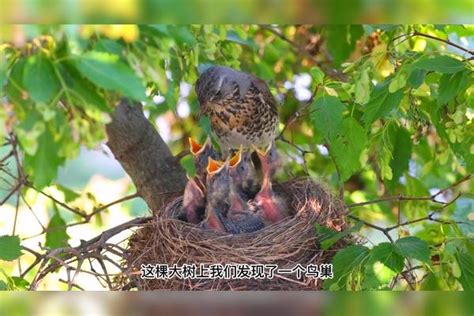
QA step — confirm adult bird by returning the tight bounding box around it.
[195,66,279,154]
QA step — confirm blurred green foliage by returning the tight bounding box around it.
[1,0,472,24]
[0,24,473,290]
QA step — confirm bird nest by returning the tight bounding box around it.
[120,178,353,290]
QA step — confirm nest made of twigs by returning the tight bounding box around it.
[120,178,353,290]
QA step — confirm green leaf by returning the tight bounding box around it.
[455,250,474,290]
[412,55,465,74]
[363,261,398,289]
[226,30,256,48]
[165,79,178,111]
[437,71,468,107]
[420,272,442,290]
[68,76,110,113]
[73,51,145,101]
[11,276,30,290]
[368,242,405,273]
[331,117,368,181]
[24,126,63,189]
[407,69,426,88]
[376,130,393,181]
[6,58,29,106]
[388,126,412,187]
[45,211,70,249]
[388,72,407,93]
[323,245,370,290]
[0,52,8,88]
[169,26,196,46]
[326,25,363,66]
[355,68,370,104]
[310,67,325,85]
[362,81,404,127]
[404,175,430,218]
[315,222,363,250]
[453,198,474,237]
[180,155,196,177]
[450,134,474,173]
[0,280,7,290]
[56,184,81,203]
[310,96,345,141]
[23,55,61,103]
[0,235,23,261]
[394,236,431,263]
[95,39,124,56]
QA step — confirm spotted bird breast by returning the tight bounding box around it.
[208,84,279,151]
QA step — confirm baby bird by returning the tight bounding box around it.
[254,141,289,224]
[228,151,248,214]
[182,137,218,223]
[201,157,228,232]
[229,146,259,198]
[189,136,219,185]
[227,151,265,233]
[204,157,264,234]
[182,176,205,224]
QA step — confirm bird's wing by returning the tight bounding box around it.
[251,76,278,115]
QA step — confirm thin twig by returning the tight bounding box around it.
[412,31,474,56]
[86,192,140,220]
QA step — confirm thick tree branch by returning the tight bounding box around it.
[105,98,187,213]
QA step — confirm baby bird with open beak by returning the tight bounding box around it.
[201,157,228,232]
[254,141,289,224]
[203,156,264,234]
[188,136,220,185]
[183,137,220,223]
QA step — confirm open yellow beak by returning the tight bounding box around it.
[189,137,203,155]
[189,137,212,155]
[206,157,224,174]
[253,143,272,157]
[229,146,243,168]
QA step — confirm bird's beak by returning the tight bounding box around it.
[253,143,271,158]
[186,176,205,196]
[189,137,204,155]
[252,144,261,155]
[229,146,242,168]
[207,157,224,175]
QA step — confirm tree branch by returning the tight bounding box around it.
[105,98,187,213]
[28,216,152,290]
[412,31,474,56]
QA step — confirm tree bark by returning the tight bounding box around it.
[105,98,187,213]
